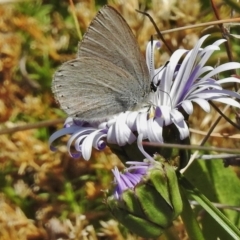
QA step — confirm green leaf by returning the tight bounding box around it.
[184,159,240,239]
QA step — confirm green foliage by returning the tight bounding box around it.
[15,0,53,24]
[185,159,240,239]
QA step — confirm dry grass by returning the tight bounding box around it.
[0,0,239,239]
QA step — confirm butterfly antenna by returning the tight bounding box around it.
[135,9,172,54]
[151,61,173,108]
[151,61,169,90]
[159,89,173,109]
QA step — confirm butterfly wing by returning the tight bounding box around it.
[52,5,150,121]
[78,5,150,95]
[52,57,148,121]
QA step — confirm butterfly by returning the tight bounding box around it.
[52,5,151,122]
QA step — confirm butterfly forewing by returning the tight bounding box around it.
[78,5,150,92]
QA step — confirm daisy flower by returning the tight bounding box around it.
[49,35,240,160]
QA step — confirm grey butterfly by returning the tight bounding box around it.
[52,5,151,122]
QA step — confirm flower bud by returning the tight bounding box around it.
[107,158,182,238]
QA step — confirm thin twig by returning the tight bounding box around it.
[181,104,231,173]
[189,128,240,139]
[142,141,240,154]
[200,112,223,146]
[210,101,240,130]
[210,0,237,90]
[190,201,240,212]
[196,154,240,159]
[0,119,65,135]
[160,18,240,34]
[135,9,173,54]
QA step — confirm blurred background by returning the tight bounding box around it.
[0,0,240,239]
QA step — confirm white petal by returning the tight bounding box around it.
[147,117,164,142]
[191,98,211,112]
[217,77,240,85]
[212,98,240,108]
[172,35,210,99]
[200,62,240,82]
[190,92,227,99]
[195,66,213,79]
[198,39,225,68]
[185,83,222,98]
[136,112,149,139]
[125,111,139,131]
[109,113,137,146]
[137,133,155,162]
[158,68,170,104]
[146,40,161,79]
[191,89,240,100]
[213,38,227,46]
[181,100,193,114]
[198,45,220,68]
[82,130,104,160]
[170,109,184,123]
[165,49,188,97]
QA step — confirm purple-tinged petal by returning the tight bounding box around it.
[172,35,210,102]
[195,66,214,79]
[124,172,141,185]
[158,106,171,125]
[111,160,153,200]
[177,65,201,103]
[49,126,82,151]
[172,120,189,140]
[82,130,107,160]
[120,173,135,188]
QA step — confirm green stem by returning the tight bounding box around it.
[69,0,82,40]
[178,174,240,240]
[180,186,205,240]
